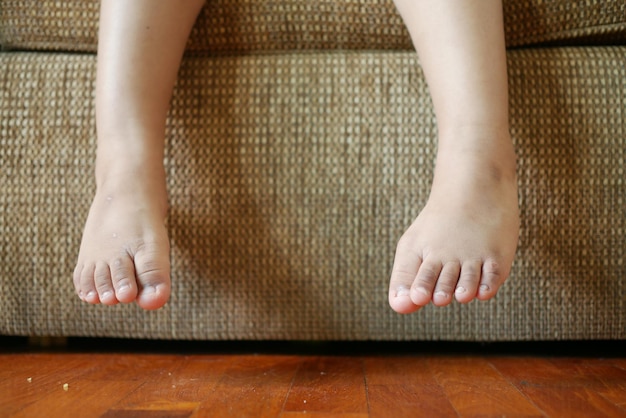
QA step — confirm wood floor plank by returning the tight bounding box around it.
[102,411,193,418]
[364,356,435,386]
[2,354,106,377]
[490,357,626,417]
[492,357,604,388]
[76,354,192,416]
[513,385,625,418]
[0,354,34,375]
[494,357,625,384]
[282,357,368,415]
[0,354,113,417]
[110,355,234,413]
[549,358,626,408]
[364,357,457,418]
[191,355,302,417]
[102,403,198,418]
[429,356,543,417]
[4,349,626,418]
[367,384,458,418]
[80,353,186,382]
[609,358,626,372]
[9,379,143,418]
[281,413,368,417]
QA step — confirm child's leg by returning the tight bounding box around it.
[73,0,204,310]
[389,0,520,313]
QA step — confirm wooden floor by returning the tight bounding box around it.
[1,339,626,417]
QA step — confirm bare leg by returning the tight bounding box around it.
[389,0,520,313]
[73,0,204,310]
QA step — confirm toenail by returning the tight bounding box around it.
[102,291,113,300]
[118,285,130,294]
[417,287,430,296]
[143,286,157,295]
[396,286,410,297]
[455,287,467,294]
[479,284,490,292]
[86,291,97,299]
[435,291,448,299]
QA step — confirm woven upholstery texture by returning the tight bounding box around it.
[1,0,625,53]
[1,47,624,340]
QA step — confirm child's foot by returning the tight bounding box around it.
[389,127,520,314]
[73,162,171,310]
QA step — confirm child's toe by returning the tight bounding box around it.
[134,246,171,310]
[477,259,504,300]
[455,260,482,303]
[111,256,138,303]
[432,261,461,306]
[389,244,423,314]
[94,262,117,305]
[410,260,441,306]
[79,264,100,304]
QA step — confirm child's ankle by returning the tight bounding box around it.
[434,125,517,184]
[95,150,165,182]
[438,120,510,142]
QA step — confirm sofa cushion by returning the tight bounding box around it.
[1,47,625,340]
[1,0,624,53]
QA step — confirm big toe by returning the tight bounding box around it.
[389,285,421,314]
[389,255,423,314]
[134,250,171,310]
[136,279,170,310]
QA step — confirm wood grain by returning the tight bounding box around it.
[364,357,457,417]
[0,354,111,416]
[2,350,626,417]
[12,380,144,418]
[429,356,544,417]
[491,357,626,417]
[283,357,368,415]
[192,355,302,417]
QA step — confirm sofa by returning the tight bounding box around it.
[1,0,625,341]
